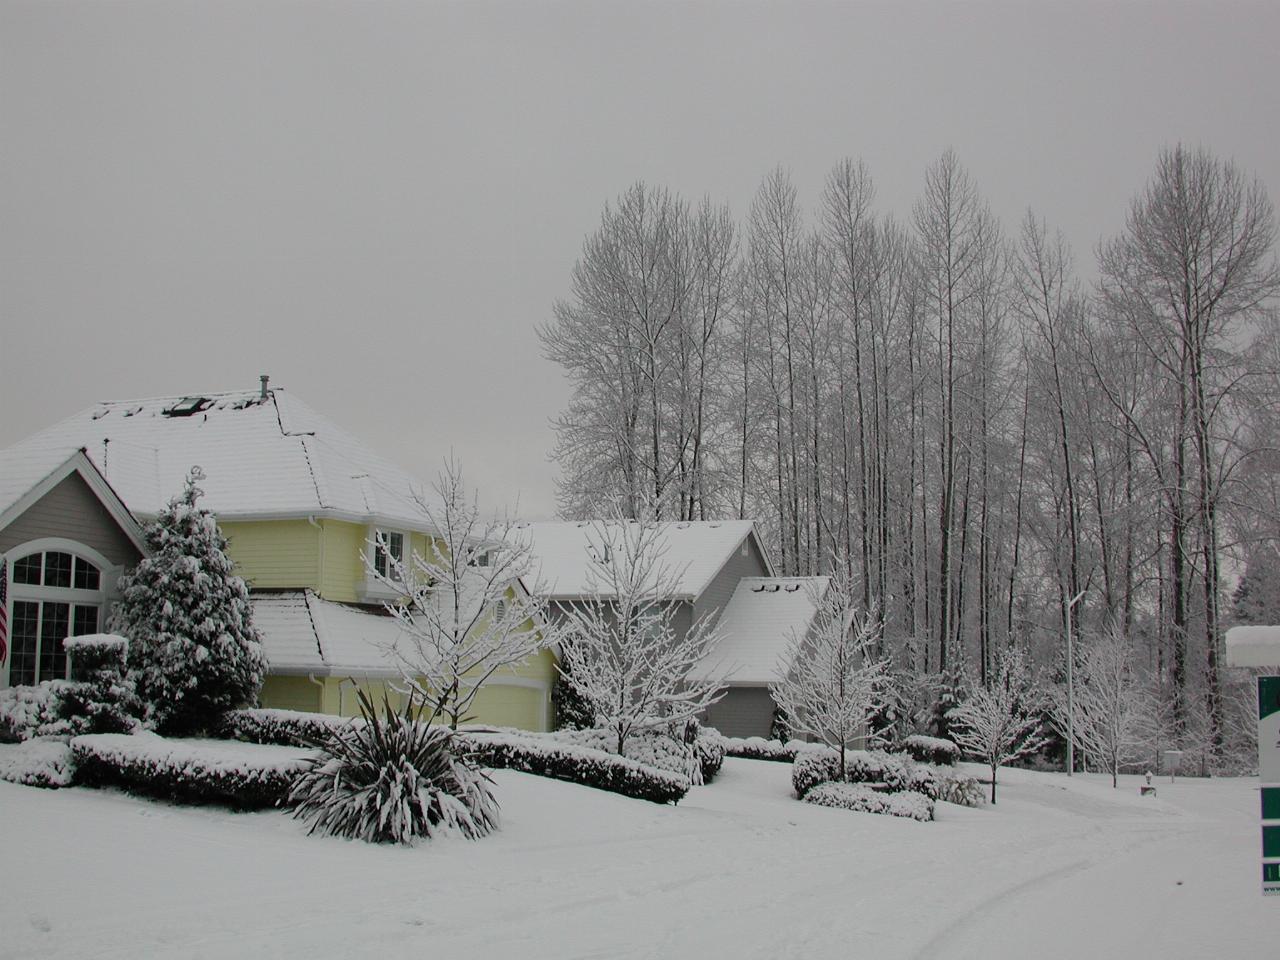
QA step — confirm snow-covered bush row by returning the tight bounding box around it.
[720,736,827,763]
[0,682,74,742]
[71,733,316,809]
[803,782,935,822]
[0,739,76,788]
[218,709,689,804]
[216,707,355,747]
[552,726,724,784]
[290,690,499,845]
[792,748,981,806]
[455,731,690,805]
[896,734,959,767]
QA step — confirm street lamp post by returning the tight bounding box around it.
[1065,589,1086,776]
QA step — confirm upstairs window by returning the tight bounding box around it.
[373,530,404,579]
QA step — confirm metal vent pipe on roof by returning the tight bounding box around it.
[260,374,270,399]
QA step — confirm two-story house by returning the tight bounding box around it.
[0,381,557,729]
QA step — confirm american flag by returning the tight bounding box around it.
[0,555,7,667]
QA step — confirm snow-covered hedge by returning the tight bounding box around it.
[803,782,935,822]
[792,748,981,806]
[551,726,723,784]
[455,731,690,805]
[896,734,960,767]
[0,739,76,788]
[71,733,316,809]
[217,709,689,804]
[0,682,75,742]
[693,730,726,782]
[720,736,827,763]
[216,707,352,747]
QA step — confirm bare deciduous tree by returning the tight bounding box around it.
[557,516,729,755]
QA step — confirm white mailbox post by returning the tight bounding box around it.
[1225,626,1280,896]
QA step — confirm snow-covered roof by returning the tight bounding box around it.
[689,577,831,684]
[0,388,438,531]
[250,590,408,677]
[511,519,766,600]
[1225,625,1280,668]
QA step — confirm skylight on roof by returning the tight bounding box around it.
[163,397,213,417]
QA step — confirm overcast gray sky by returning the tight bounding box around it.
[3,0,1277,518]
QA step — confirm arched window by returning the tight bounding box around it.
[6,547,106,686]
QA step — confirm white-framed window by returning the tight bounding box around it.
[5,547,106,686]
[372,530,405,580]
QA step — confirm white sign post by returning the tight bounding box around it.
[1226,626,1280,896]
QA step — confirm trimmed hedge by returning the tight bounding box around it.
[217,709,690,805]
[804,782,935,822]
[792,748,982,806]
[216,707,352,747]
[896,734,960,767]
[0,739,76,788]
[0,681,75,743]
[721,736,826,763]
[71,733,316,809]
[455,732,690,805]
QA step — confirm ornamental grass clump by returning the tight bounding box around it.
[288,688,499,845]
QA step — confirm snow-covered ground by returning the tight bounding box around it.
[0,758,1270,959]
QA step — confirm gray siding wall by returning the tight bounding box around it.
[0,473,141,568]
[703,686,776,739]
[693,534,769,627]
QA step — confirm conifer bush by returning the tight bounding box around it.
[58,634,137,735]
[288,688,500,845]
[111,467,267,734]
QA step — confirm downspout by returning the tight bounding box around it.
[307,673,326,714]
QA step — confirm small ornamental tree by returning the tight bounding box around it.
[948,646,1045,804]
[1050,626,1153,787]
[111,467,267,734]
[771,579,891,781]
[368,459,563,730]
[557,515,729,756]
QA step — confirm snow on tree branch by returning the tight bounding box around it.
[770,577,891,781]
[557,514,729,755]
[364,458,565,730]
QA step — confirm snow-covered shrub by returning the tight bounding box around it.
[217,707,353,747]
[111,467,267,735]
[58,634,137,735]
[0,739,76,788]
[803,782,935,822]
[721,736,826,763]
[0,681,74,742]
[289,690,499,845]
[930,769,986,807]
[72,732,312,808]
[692,729,726,782]
[792,747,981,805]
[792,749,842,798]
[896,734,960,767]
[456,731,690,804]
[555,726,712,783]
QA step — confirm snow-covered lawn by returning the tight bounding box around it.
[0,757,1269,959]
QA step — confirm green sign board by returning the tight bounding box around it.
[1261,677,1280,896]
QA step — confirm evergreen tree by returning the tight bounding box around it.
[111,467,266,733]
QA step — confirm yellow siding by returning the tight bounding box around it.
[260,675,323,713]
[469,683,548,730]
[222,520,320,590]
[261,648,559,731]
[319,519,366,603]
